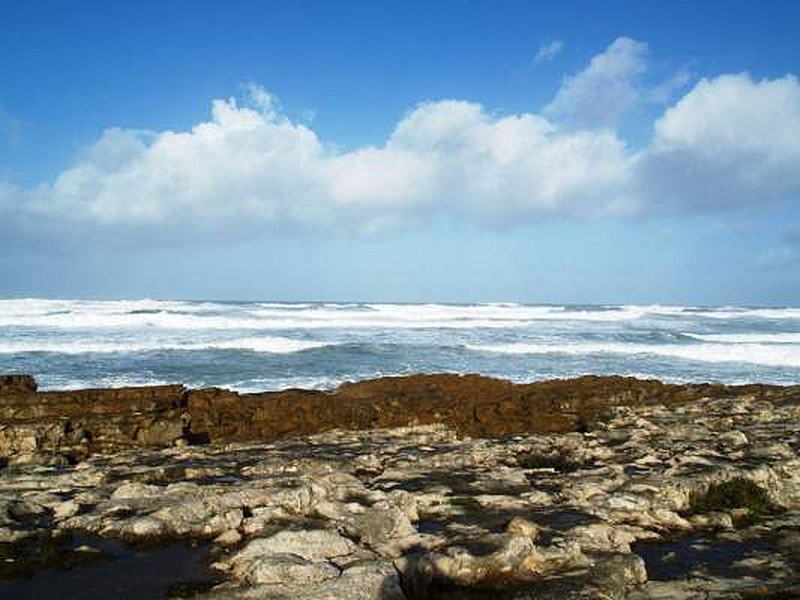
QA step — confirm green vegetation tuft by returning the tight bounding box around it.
[449,496,483,510]
[689,478,774,519]
[516,452,582,473]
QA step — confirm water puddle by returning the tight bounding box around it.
[0,534,222,599]
[633,533,774,580]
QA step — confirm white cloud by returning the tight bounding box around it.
[544,37,648,128]
[654,74,800,155]
[534,40,564,63]
[647,69,692,103]
[386,100,635,222]
[639,73,800,211]
[17,89,635,240]
[29,96,329,233]
[3,39,800,245]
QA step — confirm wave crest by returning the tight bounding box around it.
[0,336,332,355]
[467,341,800,368]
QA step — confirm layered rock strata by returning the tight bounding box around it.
[2,373,798,465]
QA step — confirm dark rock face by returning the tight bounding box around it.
[0,375,37,395]
[1,373,799,465]
[192,374,798,443]
[0,383,189,464]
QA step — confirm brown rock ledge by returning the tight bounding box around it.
[2,373,799,465]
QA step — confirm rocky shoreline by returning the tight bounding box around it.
[2,374,800,598]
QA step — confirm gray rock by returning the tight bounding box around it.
[228,529,355,563]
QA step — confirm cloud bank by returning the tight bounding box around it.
[3,37,800,243]
[641,73,800,211]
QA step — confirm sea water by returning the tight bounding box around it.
[1,299,799,391]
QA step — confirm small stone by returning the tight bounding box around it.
[126,516,166,538]
[718,430,748,448]
[53,500,80,520]
[214,529,242,546]
[110,482,163,501]
[505,516,540,539]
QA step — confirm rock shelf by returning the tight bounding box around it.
[2,373,797,465]
[1,374,800,598]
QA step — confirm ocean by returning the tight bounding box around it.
[1,298,799,391]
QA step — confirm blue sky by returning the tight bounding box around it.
[1,0,799,303]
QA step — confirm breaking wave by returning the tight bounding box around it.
[0,336,333,355]
[467,341,800,368]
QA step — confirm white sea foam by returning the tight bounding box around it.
[684,307,800,320]
[227,375,357,393]
[686,332,800,343]
[3,300,800,327]
[0,299,698,330]
[41,375,176,391]
[467,341,800,368]
[209,337,331,353]
[41,371,406,393]
[0,336,332,355]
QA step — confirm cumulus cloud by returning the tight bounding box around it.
[14,86,636,240]
[543,37,649,128]
[647,69,693,103]
[639,73,800,212]
[3,37,800,245]
[534,40,564,63]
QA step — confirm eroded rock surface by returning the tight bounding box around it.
[3,373,799,467]
[2,390,800,599]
